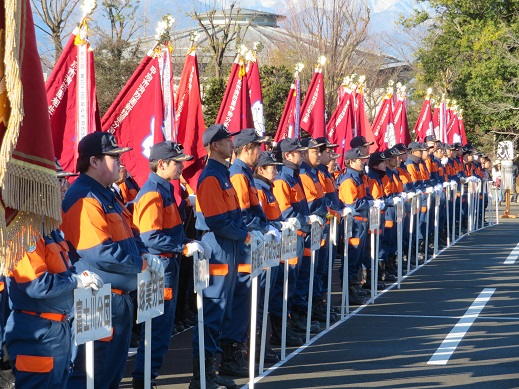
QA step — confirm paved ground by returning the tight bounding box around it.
[121,202,519,389]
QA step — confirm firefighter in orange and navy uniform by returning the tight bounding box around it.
[296,137,329,323]
[5,161,103,389]
[254,151,303,350]
[219,129,270,377]
[61,133,163,389]
[337,148,371,305]
[191,124,261,389]
[131,141,205,388]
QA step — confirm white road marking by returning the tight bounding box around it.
[504,242,519,264]
[428,288,495,365]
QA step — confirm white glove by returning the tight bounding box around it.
[142,253,164,281]
[441,157,449,165]
[393,197,402,205]
[287,217,301,230]
[184,241,205,257]
[308,215,324,225]
[74,270,104,292]
[443,181,450,188]
[434,184,442,194]
[265,225,281,243]
[416,189,423,195]
[373,199,384,208]
[450,181,457,190]
[247,230,264,246]
[368,200,374,207]
[401,192,410,200]
[341,206,353,216]
[425,186,434,194]
[280,217,301,232]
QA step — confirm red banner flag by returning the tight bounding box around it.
[247,55,265,137]
[216,56,253,132]
[300,63,326,138]
[46,26,101,175]
[275,78,301,142]
[158,44,177,142]
[0,0,62,269]
[371,92,395,151]
[446,111,463,145]
[102,54,165,187]
[393,89,411,146]
[354,85,376,152]
[413,92,433,142]
[175,48,207,193]
[326,89,355,168]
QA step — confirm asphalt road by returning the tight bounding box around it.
[121,203,519,389]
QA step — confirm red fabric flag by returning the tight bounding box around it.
[326,90,355,168]
[393,93,411,146]
[459,114,467,145]
[175,49,207,193]
[216,56,253,133]
[46,27,101,175]
[446,112,462,144]
[274,78,301,142]
[371,94,395,151]
[413,96,433,142]
[0,0,62,270]
[247,57,265,137]
[158,44,177,142]
[300,66,326,138]
[354,87,376,152]
[102,55,165,187]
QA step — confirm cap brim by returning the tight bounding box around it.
[254,135,271,143]
[258,161,283,167]
[310,141,326,149]
[327,142,339,148]
[330,152,341,159]
[366,141,375,146]
[172,153,194,162]
[105,147,133,155]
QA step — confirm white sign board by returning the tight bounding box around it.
[501,160,514,190]
[74,284,112,345]
[396,202,403,223]
[193,255,209,293]
[497,141,514,161]
[136,269,165,324]
[310,222,322,251]
[281,230,297,261]
[250,239,264,279]
[263,238,281,269]
[369,207,380,231]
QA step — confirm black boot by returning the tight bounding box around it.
[270,314,304,347]
[189,357,227,389]
[206,355,236,389]
[219,342,249,377]
[254,331,280,364]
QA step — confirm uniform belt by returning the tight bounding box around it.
[354,216,367,222]
[159,253,174,258]
[296,230,306,237]
[111,288,130,295]
[19,310,67,322]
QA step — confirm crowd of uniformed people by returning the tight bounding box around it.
[0,125,493,389]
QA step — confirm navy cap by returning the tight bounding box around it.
[393,143,409,152]
[452,142,462,149]
[78,132,132,157]
[202,124,239,146]
[350,136,374,148]
[149,141,193,162]
[233,128,270,148]
[408,141,427,151]
[388,147,405,157]
[256,151,283,167]
[344,147,369,160]
[300,137,325,149]
[314,137,338,150]
[424,135,439,143]
[279,138,308,153]
[55,158,78,178]
[444,143,456,150]
[369,151,389,166]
